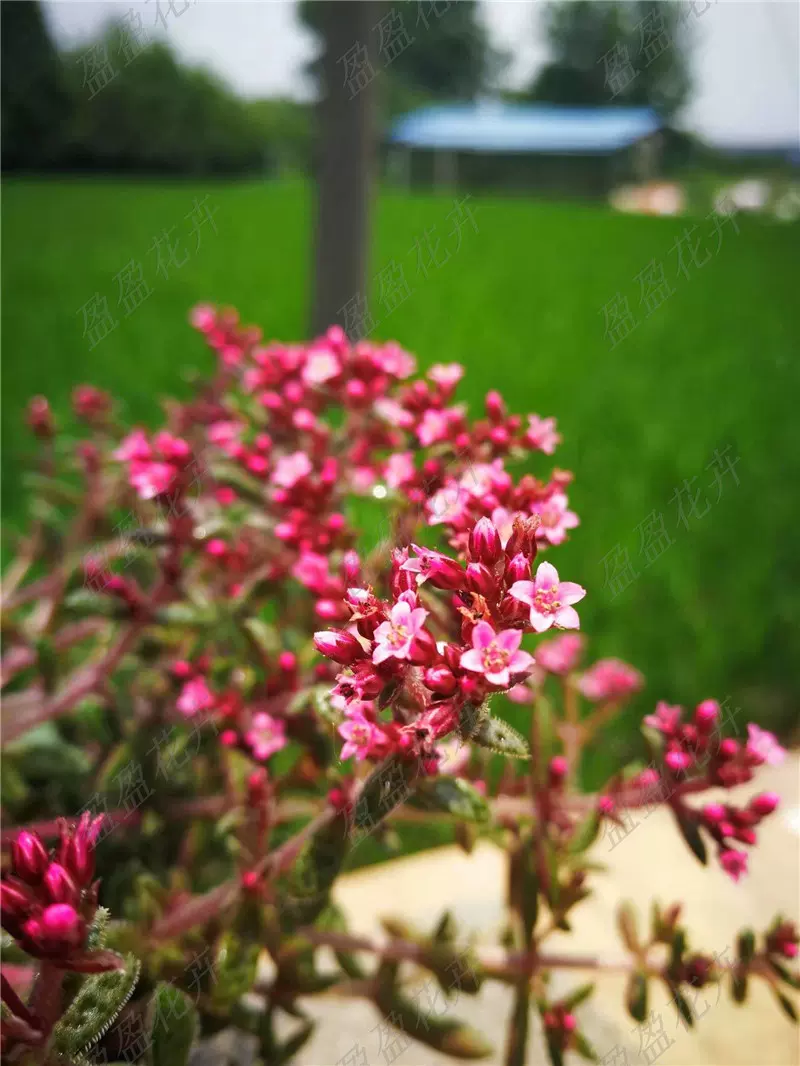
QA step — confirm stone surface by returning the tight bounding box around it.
[295,756,800,1065]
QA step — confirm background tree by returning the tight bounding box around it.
[299,0,499,116]
[529,1,692,118]
[1,0,71,169]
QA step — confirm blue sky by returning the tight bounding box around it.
[44,1,799,147]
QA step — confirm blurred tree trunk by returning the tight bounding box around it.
[311,0,380,338]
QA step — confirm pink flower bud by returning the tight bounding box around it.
[220,729,238,746]
[24,903,85,956]
[313,629,363,665]
[562,1013,577,1033]
[719,737,739,759]
[58,813,103,887]
[424,665,458,696]
[343,550,361,584]
[505,552,531,584]
[465,562,497,599]
[665,749,692,772]
[750,791,780,817]
[278,651,296,672]
[694,699,719,732]
[43,863,79,907]
[12,832,49,884]
[489,425,510,448]
[549,755,568,786]
[415,550,465,591]
[485,390,506,422]
[598,795,615,815]
[240,869,261,894]
[27,396,54,438]
[719,848,748,882]
[206,538,228,558]
[468,517,502,566]
[703,803,726,824]
[1,881,33,935]
[315,599,348,622]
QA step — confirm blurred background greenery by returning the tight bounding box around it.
[3,0,799,776]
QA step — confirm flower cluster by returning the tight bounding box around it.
[314,515,585,767]
[4,309,795,1065]
[1,815,103,964]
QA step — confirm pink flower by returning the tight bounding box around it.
[643,701,682,736]
[435,737,470,776]
[746,724,786,767]
[384,452,416,489]
[510,562,586,633]
[292,551,330,592]
[303,346,341,386]
[532,492,579,546]
[720,848,749,883]
[417,409,450,447]
[460,621,534,688]
[428,363,464,389]
[112,429,151,462]
[272,451,312,488]
[177,677,215,718]
[245,712,287,761]
[427,484,468,526]
[374,398,414,428]
[338,711,379,762]
[372,599,428,664]
[207,420,244,456]
[524,414,560,455]
[129,460,176,500]
[189,303,216,332]
[535,633,584,675]
[578,659,643,702]
[372,342,416,379]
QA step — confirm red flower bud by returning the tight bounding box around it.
[12,832,49,884]
[694,699,719,732]
[43,863,79,907]
[465,562,497,599]
[549,755,568,787]
[505,552,531,584]
[58,813,104,887]
[22,904,85,957]
[468,517,502,567]
[424,665,458,695]
[313,629,364,665]
[750,791,780,817]
[409,628,437,666]
[1,881,33,936]
[27,396,54,438]
[485,390,506,422]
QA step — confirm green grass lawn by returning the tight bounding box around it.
[3,177,799,768]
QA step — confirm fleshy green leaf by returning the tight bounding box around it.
[772,988,799,1023]
[616,901,640,954]
[147,983,197,1066]
[410,776,490,823]
[563,983,595,1011]
[568,810,601,854]
[470,714,530,759]
[353,756,420,831]
[51,954,140,1057]
[626,971,648,1023]
[672,808,707,865]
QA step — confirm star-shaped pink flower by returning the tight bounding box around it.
[372,599,429,664]
[460,621,534,688]
[746,724,786,767]
[510,562,586,633]
[245,712,287,761]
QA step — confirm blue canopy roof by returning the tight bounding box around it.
[388,103,662,155]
